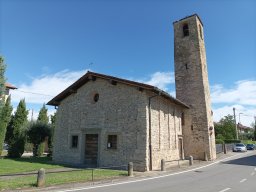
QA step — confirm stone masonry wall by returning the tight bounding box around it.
[147,94,184,170]
[173,15,216,160]
[53,78,149,171]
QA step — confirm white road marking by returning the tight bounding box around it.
[255,168,256,171]
[54,152,252,192]
[240,178,247,183]
[251,172,255,176]
[219,188,231,192]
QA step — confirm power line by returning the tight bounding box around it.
[12,89,54,97]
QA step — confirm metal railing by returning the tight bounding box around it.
[216,143,234,154]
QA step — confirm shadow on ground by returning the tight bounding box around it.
[222,153,256,167]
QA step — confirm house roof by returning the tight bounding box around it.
[47,71,189,109]
[237,123,252,130]
[5,82,17,89]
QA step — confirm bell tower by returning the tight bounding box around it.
[173,14,216,160]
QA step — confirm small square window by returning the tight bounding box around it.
[107,135,117,149]
[71,135,78,148]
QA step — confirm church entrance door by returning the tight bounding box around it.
[85,134,98,167]
[178,138,184,160]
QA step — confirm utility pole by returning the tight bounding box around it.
[233,107,238,140]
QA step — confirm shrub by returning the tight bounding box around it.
[8,135,26,158]
[224,139,241,144]
[24,142,33,152]
[38,142,45,157]
[215,139,224,144]
[27,122,50,157]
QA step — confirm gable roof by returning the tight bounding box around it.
[47,71,189,109]
[5,82,17,89]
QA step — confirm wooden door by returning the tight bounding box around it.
[178,138,184,160]
[85,134,98,167]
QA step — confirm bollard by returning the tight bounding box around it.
[189,156,193,166]
[128,162,133,177]
[204,152,208,161]
[223,144,227,154]
[37,168,45,187]
[161,159,166,171]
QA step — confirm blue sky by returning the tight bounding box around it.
[1,0,256,126]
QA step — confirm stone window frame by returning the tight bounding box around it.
[89,91,100,104]
[183,23,189,37]
[71,135,79,149]
[107,134,118,150]
[93,93,99,103]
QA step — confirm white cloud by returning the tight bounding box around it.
[211,80,256,127]
[213,105,256,127]
[9,70,87,104]
[133,71,174,91]
[211,80,256,105]
[9,69,255,127]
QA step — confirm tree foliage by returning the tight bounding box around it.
[37,104,49,124]
[36,104,49,156]
[5,115,14,144]
[0,96,12,154]
[252,121,256,141]
[48,112,57,157]
[0,56,6,110]
[7,99,28,158]
[214,115,237,140]
[27,122,51,157]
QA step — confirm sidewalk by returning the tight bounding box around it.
[7,151,241,192]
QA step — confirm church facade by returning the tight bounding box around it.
[47,14,216,171]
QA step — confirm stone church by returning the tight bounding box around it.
[47,14,216,171]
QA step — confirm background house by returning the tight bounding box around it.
[3,82,17,101]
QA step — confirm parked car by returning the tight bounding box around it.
[233,143,247,152]
[246,144,255,150]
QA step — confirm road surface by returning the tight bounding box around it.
[55,151,256,192]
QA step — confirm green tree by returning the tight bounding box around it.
[36,104,49,156]
[48,112,56,157]
[5,115,14,144]
[27,122,51,157]
[8,99,28,158]
[252,121,256,141]
[0,96,12,154]
[215,115,237,140]
[37,104,49,123]
[0,56,6,110]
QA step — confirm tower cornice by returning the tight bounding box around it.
[173,14,203,26]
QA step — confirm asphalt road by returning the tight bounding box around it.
[55,151,256,192]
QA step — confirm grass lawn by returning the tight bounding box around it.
[0,157,127,190]
[0,169,127,190]
[241,140,256,144]
[0,157,65,175]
